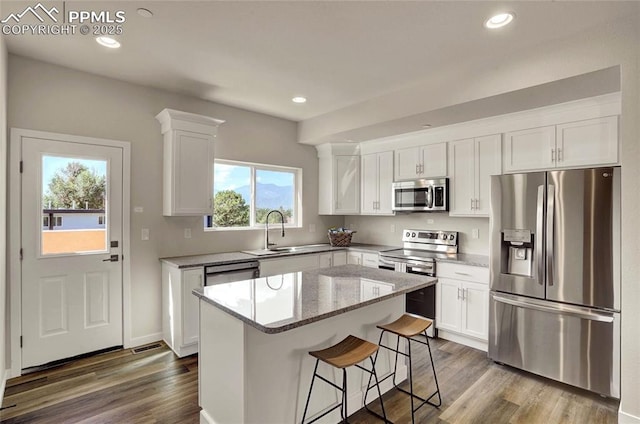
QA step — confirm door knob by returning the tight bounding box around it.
[102,254,119,262]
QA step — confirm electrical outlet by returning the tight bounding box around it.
[472,228,479,239]
[309,224,316,233]
[427,219,434,224]
[134,206,144,213]
[184,228,192,239]
[390,224,396,233]
[141,228,149,241]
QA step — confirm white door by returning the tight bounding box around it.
[461,281,489,340]
[420,142,447,178]
[377,151,394,214]
[435,279,462,332]
[334,156,360,214]
[394,146,420,181]
[182,268,203,348]
[503,126,556,172]
[475,134,502,216]
[21,137,123,368]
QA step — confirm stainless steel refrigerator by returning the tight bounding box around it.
[489,167,620,398]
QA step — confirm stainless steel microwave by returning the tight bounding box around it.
[392,178,449,212]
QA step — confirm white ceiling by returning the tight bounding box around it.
[2,1,637,122]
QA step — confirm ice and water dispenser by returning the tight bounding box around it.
[501,229,533,277]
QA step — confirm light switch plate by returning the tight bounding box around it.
[184,228,192,239]
[141,228,149,241]
[472,228,479,239]
[390,224,396,233]
[134,206,144,213]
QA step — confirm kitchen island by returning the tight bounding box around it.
[193,264,437,424]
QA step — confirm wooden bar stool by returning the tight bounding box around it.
[365,314,442,424]
[301,335,389,424]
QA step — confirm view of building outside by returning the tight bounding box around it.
[41,156,108,255]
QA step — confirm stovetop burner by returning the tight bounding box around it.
[380,228,459,263]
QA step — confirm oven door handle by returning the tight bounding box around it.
[378,257,399,268]
[406,264,434,275]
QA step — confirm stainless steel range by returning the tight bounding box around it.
[379,229,459,337]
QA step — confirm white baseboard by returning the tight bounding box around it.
[619,406,640,423]
[0,368,7,406]
[437,330,488,352]
[200,409,215,424]
[126,332,162,349]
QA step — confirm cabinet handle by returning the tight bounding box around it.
[551,148,556,162]
[420,163,424,174]
[455,271,471,276]
[475,199,479,210]
[557,148,563,162]
[457,288,462,299]
[470,198,474,210]
[415,164,419,175]
[462,288,467,301]
[199,274,203,288]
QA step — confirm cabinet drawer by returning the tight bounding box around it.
[362,253,379,268]
[437,262,488,283]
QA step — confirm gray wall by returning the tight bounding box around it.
[0,37,7,383]
[346,215,489,254]
[6,55,342,346]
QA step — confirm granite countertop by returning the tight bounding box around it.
[161,243,400,268]
[193,264,436,334]
[160,252,258,269]
[437,253,489,268]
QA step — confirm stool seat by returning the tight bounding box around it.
[377,313,433,338]
[309,335,379,369]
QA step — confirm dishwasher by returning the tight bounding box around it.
[205,260,259,285]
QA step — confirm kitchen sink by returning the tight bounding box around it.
[241,244,332,256]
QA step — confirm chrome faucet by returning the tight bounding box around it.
[264,210,285,250]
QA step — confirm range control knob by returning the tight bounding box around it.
[411,232,417,238]
[405,232,411,237]
[449,234,455,240]
[441,234,447,240]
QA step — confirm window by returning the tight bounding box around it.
[53,216,63,227]
[98,216,105,225]
[206,159,301,230]
[43,216,49,228]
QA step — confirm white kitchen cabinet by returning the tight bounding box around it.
[394,142,447,181]
[319,251,347,268]
[155,108,224,216]
[449,134,501,217]
[360,279,394,301]
[162,264,204,357]
[503,116,618,173]
[259,254,321,277]
[435,262,489,350]
[346,251,379,268]
[317,143,360,215]
[361,151,394,215]
[556,116,618,168]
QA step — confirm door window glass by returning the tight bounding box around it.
[41,155,108,255]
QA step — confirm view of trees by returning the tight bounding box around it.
[212,190,293,227]
[213,190,250,227]
[43,162,106,209]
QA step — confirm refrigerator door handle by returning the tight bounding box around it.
[535,185,545,285]
[546,184,555,286]
[491,293,615,323]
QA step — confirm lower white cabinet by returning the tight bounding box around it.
[162,264,203,357]
[435,262,489,350]
[259,254,320,277]
[347,251,379,268]
[319,251,347,268]
[360,279,394,301]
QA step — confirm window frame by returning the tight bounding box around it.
[206,159,303,231]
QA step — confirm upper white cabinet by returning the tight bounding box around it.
[156,109,225,216]
[556,116,618,168]
[449,134,501,216]
[503,116,618,173]
[317,144,360,215]
[361,151,394,215]
[394,142,447,181]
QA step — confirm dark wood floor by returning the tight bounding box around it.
[0,339,619,423]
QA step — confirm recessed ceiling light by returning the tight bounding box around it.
[484,12,515,29]
[137,8,153,18]
[292,96,307,104]
[422,124,432,129]
[96,36,121,49]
